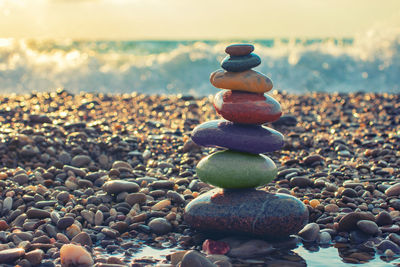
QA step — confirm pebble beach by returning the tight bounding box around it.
[0,89,399,266]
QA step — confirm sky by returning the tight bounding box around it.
[0,0,399,39]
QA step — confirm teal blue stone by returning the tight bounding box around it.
[221,53,261,72]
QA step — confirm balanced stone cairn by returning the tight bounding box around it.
[184,44,309,239]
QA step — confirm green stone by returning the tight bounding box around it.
[196,150,277,189]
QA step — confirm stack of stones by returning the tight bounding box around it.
[184,44,309,239]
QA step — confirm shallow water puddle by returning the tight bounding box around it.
[100,241,400,266]
[133,245,182,259]
[295,246,400,267]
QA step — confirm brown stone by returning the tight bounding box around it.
[338,212,375,232]
[0,248,25,264]
[225,44,254,56]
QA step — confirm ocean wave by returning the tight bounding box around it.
[0,25,399,95]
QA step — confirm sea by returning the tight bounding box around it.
[0,25,399,96]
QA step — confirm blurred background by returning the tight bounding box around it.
[0,0,399,95]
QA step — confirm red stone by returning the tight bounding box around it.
[213,90,282,124]
[202,239,230,255]
[0,220,8,231]
[225,44,254,56]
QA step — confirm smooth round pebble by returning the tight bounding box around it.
[338,212,375,232]
[325,204,339,213]
[71,232,93,247]
[298,223,320,242]
[289,176,312,188]
[71,155,92,167]
[125,192,147,206]
[24,249,44,266]
[148,218,172,235]
[57,217,75,230]
[357,220,379,235]
[385,183,400,197]
[102,180,139,194]
[60,244,93,267]
[377,240,400,254]
[26,208,50,219]
[376,211,393,226]
[0,248,25,264]
[319,232,332,245]
[13,173,29,185]
[181,250,217,267]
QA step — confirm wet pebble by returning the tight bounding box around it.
[2,196,12,213]
[166,190,186,204]
[376,240,400,254]
[227,240,274,258]
[357,220,379,235]
[318,232,331,245]
[60,244,93,267]
[57,217,75,230]
[303,154,324,165]
[389,233,400,246]
[26,208,50,219]
[12,173,29,185]
[152,199,171,210]
[324,204,339,213]
[58,151,72,165]
[95,210,104,226]
[148,218,172,235]
[71,232,93,247]
[0,248,25,264]
[180,250,217,267]
[71,155,92,167]
[338,212,375,232]
[376,211,393,226]
[150,180,175,189]
[24,249,44,266]
[125,192,147,206]
[298,223,320,242]
[290,176,312,188]
[102,180,139,194]
[385,183,400,197]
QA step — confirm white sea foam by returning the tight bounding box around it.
[0,24,399,95]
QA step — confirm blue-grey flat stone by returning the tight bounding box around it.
[221,53,261,72]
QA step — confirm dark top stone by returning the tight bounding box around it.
[184,188,308,240]
[221,53,261,72]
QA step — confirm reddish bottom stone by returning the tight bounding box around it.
[184,188,308,240]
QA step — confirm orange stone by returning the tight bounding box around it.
[210,69,273,93]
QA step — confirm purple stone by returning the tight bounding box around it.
[191,119,284,154]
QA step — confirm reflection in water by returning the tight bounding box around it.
[98,238,400,266]
[295,245,400,267]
